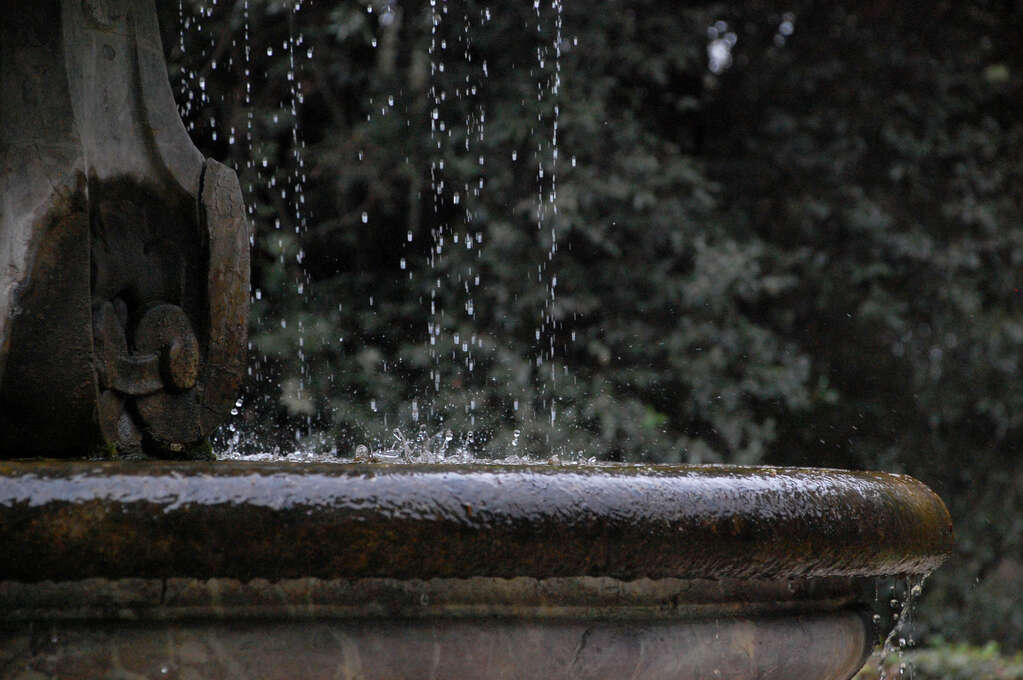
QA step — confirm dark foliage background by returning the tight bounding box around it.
[165,0,1023,649]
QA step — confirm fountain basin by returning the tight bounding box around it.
[0,461,952,679]
[0,3,955,678]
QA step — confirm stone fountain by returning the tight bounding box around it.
[0,2,953,679]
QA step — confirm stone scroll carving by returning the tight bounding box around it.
[0,0,249,457]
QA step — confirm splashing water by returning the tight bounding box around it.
[872,577,928,680]
[219,425,600,466]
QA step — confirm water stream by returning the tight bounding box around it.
[172,0,575,460]
[873,577,929,680]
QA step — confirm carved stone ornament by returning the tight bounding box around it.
[0,0,249,457]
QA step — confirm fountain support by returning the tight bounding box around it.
[0,2,954,679]
[0,0,248,457]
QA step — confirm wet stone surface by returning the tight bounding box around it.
[0,461,950,679]
[0,461,953,582]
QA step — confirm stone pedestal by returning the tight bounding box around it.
[0,0,248,457]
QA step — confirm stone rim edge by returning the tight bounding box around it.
[0,461,954,582]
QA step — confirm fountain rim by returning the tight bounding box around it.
[0,460,953,583]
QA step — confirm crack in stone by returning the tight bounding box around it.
[570,626,593,670]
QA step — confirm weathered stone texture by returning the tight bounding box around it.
[0,0,248,457]
[0,612,872,680]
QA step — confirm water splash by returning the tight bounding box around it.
[218,426,599,466]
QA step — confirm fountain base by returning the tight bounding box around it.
[1,577,871,679]
[0,461,952,680]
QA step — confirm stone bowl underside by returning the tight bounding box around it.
[0,462,952,680]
